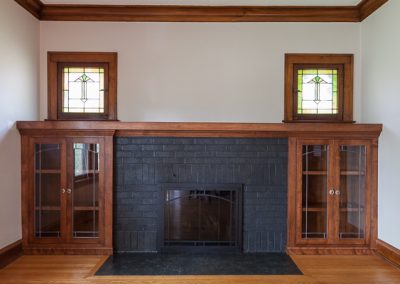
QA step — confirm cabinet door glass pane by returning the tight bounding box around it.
[302,145,328,239]
[339,145,366,239]
[72,143,100,238]
[34,144,61,237]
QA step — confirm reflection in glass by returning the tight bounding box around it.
[302,145,328,239]
[72,143,100,238]
[339,145,366,239]
[34,144,61,237]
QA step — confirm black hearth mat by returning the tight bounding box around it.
[95,253,302,275]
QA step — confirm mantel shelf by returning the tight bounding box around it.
[16,121,383,138]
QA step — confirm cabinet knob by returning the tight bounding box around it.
[329,189,335,195]
[61,188,66,194]
[335,190,341,196]
[66,188,72,194]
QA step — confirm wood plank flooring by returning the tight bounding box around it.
[0,254,399,284]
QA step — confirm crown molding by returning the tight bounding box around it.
[15,0,388,22]
[15,0,43,19]
[358,0,388,21]
[39,5,360,22]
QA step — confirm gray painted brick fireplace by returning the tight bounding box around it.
[114,137,288,253]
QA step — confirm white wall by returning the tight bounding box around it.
[361,1,400,249]
[0,2,39,249]
[40,22,361,122]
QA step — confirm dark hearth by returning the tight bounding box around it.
[95,253,302,275]
[114,137,288,253]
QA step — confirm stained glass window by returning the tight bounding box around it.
[284,54,353,122]
[62,67,105,113]
[297,69,338,115]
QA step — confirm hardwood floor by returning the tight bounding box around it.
[0,254,399,283]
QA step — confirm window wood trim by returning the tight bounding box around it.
[284,54,354,123]
[47,52,118,121]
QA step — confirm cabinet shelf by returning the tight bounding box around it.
[302,207,327,212]
[340,171,365,176]
[35,169,61,174]
[302,171,328,175]
[73,206,99,211]
[35,206,60,211]
[340,207,365,212]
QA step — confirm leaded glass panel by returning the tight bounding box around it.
[297,69,338,115]
[72,143,100,238]
[62,67,105,114]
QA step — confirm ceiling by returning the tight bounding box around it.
[41,0,362,6]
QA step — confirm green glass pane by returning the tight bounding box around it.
[66,67,85,73]
[297,70,303,113]
[332,74,338,111]
[302,69,318,75]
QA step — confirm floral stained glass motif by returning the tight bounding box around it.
[297,69,338,115]
[63,67,105,113]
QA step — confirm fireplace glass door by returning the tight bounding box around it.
[164,185,242,250]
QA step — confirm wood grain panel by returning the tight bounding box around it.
[15,0,388,22]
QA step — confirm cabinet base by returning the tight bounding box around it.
[23,246,113,255]
[287,246,373,255]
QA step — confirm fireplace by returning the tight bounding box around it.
[114,137,288,253]
[162,184,242,251]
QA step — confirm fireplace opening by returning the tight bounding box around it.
[162,184,243,251]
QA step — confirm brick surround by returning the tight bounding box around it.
[114,137,288,253]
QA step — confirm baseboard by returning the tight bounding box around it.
[376,239,400,268]
[23,246,113,255]
[287,246,372,255]
[0,240,23,269]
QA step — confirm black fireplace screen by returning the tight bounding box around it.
[163,184,242,249]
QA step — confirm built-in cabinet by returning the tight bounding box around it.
[17,121,381,255]
[287,137,378,254]
[19,130,114,254]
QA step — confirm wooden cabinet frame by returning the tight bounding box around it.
[287,136,378,254]
[20,130,114,255]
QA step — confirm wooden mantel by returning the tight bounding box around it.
[16,121,382,138]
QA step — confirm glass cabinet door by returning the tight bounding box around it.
[338,144,366,240]
[301,144,329,240]
[34,144,62,238]
[71,143,100,238]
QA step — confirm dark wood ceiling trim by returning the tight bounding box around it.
[15,0,43,19]
[40,5,360,22]
[358,0,388,21]
[14,0,388,23]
